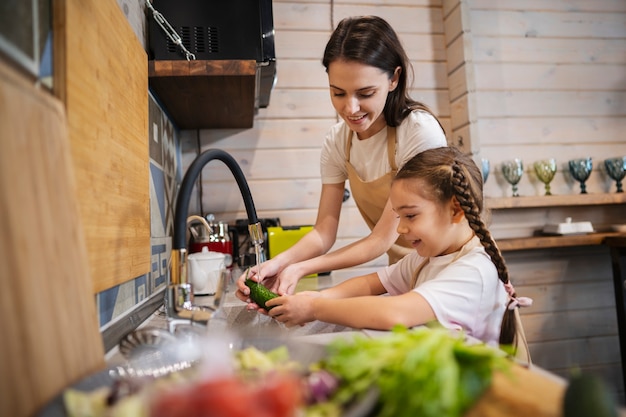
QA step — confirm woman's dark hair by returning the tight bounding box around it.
[322,15,438,127]
[393,146,517,346]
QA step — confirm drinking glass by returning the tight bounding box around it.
[533,158,557,196]
[481,158,490,184]
[604,157,626,193]
[568,158,593,194]
[502,159,524,197]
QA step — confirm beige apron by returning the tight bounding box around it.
[345,127,413,264]
[410,236,532,364]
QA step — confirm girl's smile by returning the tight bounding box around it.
[391,179,473,258]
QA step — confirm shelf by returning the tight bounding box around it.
[148,59,257,129]
[486,193,626,251]
[498,232,624,252]
[486,193,626,210]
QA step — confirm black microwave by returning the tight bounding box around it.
[147,0,276,107]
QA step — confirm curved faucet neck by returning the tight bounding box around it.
[173,149,259,250]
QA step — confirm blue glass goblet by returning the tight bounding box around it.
[481,158,490,184]
[605,156,626,193]
[568,158,593,194]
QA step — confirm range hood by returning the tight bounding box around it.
[147,0,276,129]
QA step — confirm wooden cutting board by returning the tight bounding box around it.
[0,60,105,417]
[55,0,150,292]
[466,364,565,417]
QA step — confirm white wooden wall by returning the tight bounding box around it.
[181,0,626,401]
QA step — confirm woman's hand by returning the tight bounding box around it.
[266,291,321,327]
[234,259,291,312]
[235,259,306,300]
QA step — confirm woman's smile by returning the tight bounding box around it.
[327,59,398,139]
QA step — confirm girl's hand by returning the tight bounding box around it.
[266,291,321,327]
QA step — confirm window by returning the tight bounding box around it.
[0,0,52,87]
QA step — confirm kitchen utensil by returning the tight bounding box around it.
[568,157,593,194]
[267,225,317,277]
[188,248,231,295]
[605,156,626,193]
[502,159,524,197]
[534,158,557,196]
[1,59,105,417]
[187,215,213,254]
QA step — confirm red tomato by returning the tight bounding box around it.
[149,374,304,417]
[255,373,305,417]
[191,378,252,417]
[150,387,193,417]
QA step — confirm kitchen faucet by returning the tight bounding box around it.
[166,149,264,327]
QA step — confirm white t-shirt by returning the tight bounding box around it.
[377,246,508,346]
[320,110,447,183]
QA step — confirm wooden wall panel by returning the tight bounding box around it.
[57,0,151,292]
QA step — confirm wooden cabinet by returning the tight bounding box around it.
[148,59,258,129]
[486,193,626,251]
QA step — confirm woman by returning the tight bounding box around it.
[238,16,447,299]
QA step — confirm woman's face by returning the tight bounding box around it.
[327,59,399,140]
[390,179,469,258]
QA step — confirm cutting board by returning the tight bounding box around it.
[0,61,105,417]
[55,0,150,292]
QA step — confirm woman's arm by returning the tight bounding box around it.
[236,182,344,297]
[287,196,401,277]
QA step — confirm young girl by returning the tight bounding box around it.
[237,15,446,297]
[263,147,521,347]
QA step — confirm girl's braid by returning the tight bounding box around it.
[451,162,517,345]
[450,163,509,284]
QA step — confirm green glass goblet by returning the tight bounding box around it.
[533,158,557,196]
[502,159,524,197]
[604,156,626,193]
[568,158,592,194]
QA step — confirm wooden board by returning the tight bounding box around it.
[0,60,105,417]
[55,0,150,293]
[466,364,565,417]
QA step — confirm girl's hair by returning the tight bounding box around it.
[393,146,517,345]
[322,15,438,127]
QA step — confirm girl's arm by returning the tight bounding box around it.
[267,273,437,329]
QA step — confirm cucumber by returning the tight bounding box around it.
[245,279,279,310]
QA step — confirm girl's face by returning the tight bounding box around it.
[327,60,399,140]
[390,179,471,258]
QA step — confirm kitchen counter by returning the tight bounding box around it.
[101,269,624,417]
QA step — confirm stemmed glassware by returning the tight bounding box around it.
[533,158,557,196]
[604,157,626,193]
[568,158,593,194]
[481,158,490,184]
[502,159,524,197]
